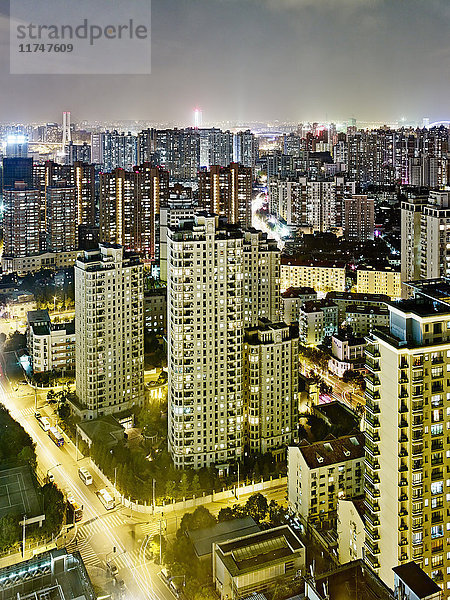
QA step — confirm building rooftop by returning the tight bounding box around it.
[405,277,450,309]
[313,401,359,428]
[308,560,394,600]
[295,432,365,469]
[302,300,338,313]
[345,304,388,315]
[281,286,316,298]
[332,332,366,345]
[327,291,390,303]
[356,264,400,273]
[281,258,346,268]
[215,526,304,577]
[0,549,96,600]
[188,517,260,558]
[77,415,124,449]
[393,561,441,599]
[27,310,51,325]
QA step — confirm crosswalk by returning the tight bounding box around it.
[17,406,36,418]
[66,512,160,573]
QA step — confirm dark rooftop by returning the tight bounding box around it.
[327,291,390,303]
[188,517,259,557]
[281,286,316,298]
[295,432,365,469]
[393,561,441,599]
[281,258,346,268]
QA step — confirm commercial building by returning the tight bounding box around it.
[356,266,402,299]
[299,299,339,345]
[363,278,450,588]
[3,291,36,320]
[27,310,75,373]
[75,244,144,420]
[243,320,298,456]
[213,526,305,600]
[281,259,346,294]
[343,194,375,242]
[198,163,253,228]
[287,433,365,526]
[0,548,95,600]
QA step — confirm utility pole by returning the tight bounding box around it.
[237,462,240,499]
[159,517,162,565]
[75,428,79,461]
[34,386,37,413]
[114,467,117,490]
[152,479,156,510]
[22,515,26,558]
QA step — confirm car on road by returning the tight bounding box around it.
[19,380,28,385]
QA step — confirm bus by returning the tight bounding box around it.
[78,467,93,486]
[36,415,50,432]
[48,426,64,447]
[67,496,83,523]
[97,488,115,510]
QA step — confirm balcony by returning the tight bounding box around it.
[399,507,408,516]
[399,418,408,428]
[365,511,380,527]
[399,478,408,487]
[399,404,408,414]
[399,537,408,546]
[399,493,408,502]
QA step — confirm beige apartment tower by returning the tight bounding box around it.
[363,279,450,594]
[75,244,144,420]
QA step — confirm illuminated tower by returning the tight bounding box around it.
[62,111,71,149]
[193,108,203,129]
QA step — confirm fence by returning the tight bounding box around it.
[89,460,286,515]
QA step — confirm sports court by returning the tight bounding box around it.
[0,466,42,520]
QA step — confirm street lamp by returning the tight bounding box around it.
[47,463,61,481]
[53,296,57,311]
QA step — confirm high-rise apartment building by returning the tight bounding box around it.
[199,128,234,168]
[101,131,138,172]
[343,194,375,242]
[167,215,244,468]
[268,178,308,225]
[297,176,356,232]
[234,130,259,168]
[420,191,450,280]
[198,163,253,228]
[155,128,200,181]
[75,244,144,419]
[242,230,280,326]
[2,157,33,189]
[137,128,157,164]
[64,142,91,165]
[244,320,298,455]
[401,195,428,293]
[363,279,450,592]
[46,184,77,252]
[100,165,168,260]
[3,182,41,258]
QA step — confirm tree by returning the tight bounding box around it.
[178,507,216,536]
[165,480,176,499]
[245,493,268,523]
[58,402,70,421]
[179,473,189,498]
[3,331,26,352]
[18,445,37,471]
[0,514,20,549]
[191,474,200,495]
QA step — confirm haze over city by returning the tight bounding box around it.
[1,0,450,124]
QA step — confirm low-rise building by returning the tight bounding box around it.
[337,497,365,564]
[27,310,75,373]
[287,433,365,526]
[144,287,167,335]
[344,304,389,336]
[299,299,338,345]
[281,259,346,294]
[328,332,366,378]
[356,265,401,299]
[0,548,95,600]
[2,250,80,276]
[326,291,390,323]
[281,286,317,324]
[393,562,442,600]
[4,291,36,320]
[244,320,298,456]
[213,526,305,600]
[187,517,260,561]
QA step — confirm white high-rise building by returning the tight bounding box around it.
[167,215,244,468]
[75,244,144,420]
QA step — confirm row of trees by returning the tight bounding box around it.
[0,406,65,551]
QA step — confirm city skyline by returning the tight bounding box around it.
[0,0,450,124]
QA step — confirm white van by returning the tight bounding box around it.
[78,467,93,486]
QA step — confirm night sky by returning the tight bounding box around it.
[0,0,449,124]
